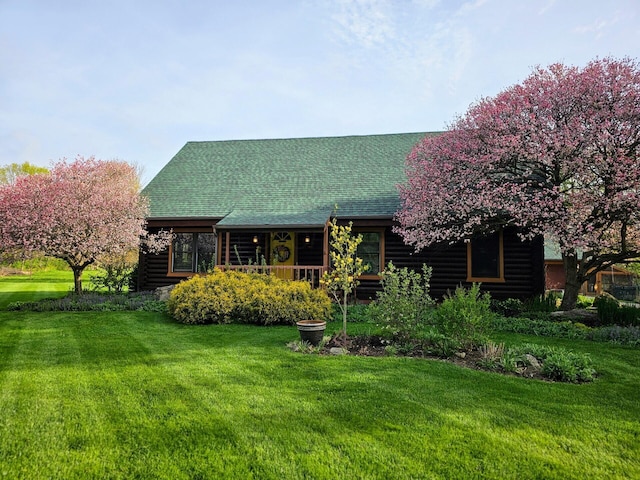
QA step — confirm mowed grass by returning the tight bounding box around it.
[0,270,75,308]
[0,269,105,309]
[0,275,639,479]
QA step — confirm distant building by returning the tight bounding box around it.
[544,241,637,297]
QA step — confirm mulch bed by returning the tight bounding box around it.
[320,334,549,381]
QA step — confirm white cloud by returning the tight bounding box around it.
[537,0,557,15]
[572,13,621,39]
[331,0,395,48]
[456,0,488,17]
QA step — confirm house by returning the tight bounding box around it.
[137,133,545,300]
[545,241,637,298]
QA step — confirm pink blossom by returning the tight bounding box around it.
[395,57,640,309]
[0,156,170,293]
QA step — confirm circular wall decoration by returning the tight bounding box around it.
[273,245,291,262]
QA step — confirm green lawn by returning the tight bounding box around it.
[0,273,639,479]
[0,270,75,308]
[0,270,104,309]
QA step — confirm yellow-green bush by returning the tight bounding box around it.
[167,269,332,325]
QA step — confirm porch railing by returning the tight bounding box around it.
[217,265,327,287]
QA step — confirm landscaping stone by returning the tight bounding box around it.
[329,347,347,356]
[154,284,175,301]
[524,354,542,370]
[550,308,599,323]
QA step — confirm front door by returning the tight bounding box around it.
[271,231,294,280]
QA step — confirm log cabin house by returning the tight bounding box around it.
[137,133,545,300]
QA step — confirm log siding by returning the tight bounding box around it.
[137,224,544,302]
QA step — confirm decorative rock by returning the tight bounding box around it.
[524,354,541,370]
[154,284,176,302]
[454,352,466,359]
[550,309,598,323]
[329,347,348,356]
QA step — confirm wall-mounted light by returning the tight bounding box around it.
[304,235,311,244]
[252,235,259,244]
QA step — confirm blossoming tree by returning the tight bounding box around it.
[0,156,170,293]
[395,57,640,310]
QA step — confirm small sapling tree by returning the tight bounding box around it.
[321,216,369,340]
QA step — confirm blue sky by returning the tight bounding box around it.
[1,0,639,184]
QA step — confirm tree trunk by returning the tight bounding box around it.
[560,251,581,311]
[72,267,84,294]
[342,292,348,338]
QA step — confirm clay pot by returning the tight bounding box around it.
[296,320,327,346]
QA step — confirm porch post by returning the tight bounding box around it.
[225,231,231,265]
[323,220,330,271]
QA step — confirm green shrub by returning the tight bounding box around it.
[588,325,640,346]
[576,295,595,309]
[478,341,505,370]
[383,345,398,356]
[498,348,521,373]
[90,266,134,293]
[433,284,492,350]
[524,294,558,314]
[510,343,596,383]
[490,315,640,347]
[470,341,596,382]
[612,306,640,326]
[418,328,459,357]
[595,294,640,326]
[489,316,590,339]
[167,269,332,325]
[491,298,525,317]
[368,262,434,342]
[595,294,620,324]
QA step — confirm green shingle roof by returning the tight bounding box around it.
[143,133,432,227]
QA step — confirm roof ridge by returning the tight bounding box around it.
[184,131,437,145]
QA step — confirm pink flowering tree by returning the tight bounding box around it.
[396,57,640,310]
[0,156,170,293]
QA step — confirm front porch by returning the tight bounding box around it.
[216,229,328,287]
[217,264,328,286]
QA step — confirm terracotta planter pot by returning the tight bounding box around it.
[296,320,327,346]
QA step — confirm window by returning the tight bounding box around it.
[467,231,504,282]
[171,232,216,274]
[357,231,383,275]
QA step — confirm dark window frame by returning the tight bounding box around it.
[466,231,505,283]
[168,230,216,276]
[355,229,385,279]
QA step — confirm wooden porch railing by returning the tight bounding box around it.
[217,265,327,287]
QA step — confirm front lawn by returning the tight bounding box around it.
[0,311,638,479]
[0,269,103,309]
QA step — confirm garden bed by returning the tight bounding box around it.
[318,334,592,383]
